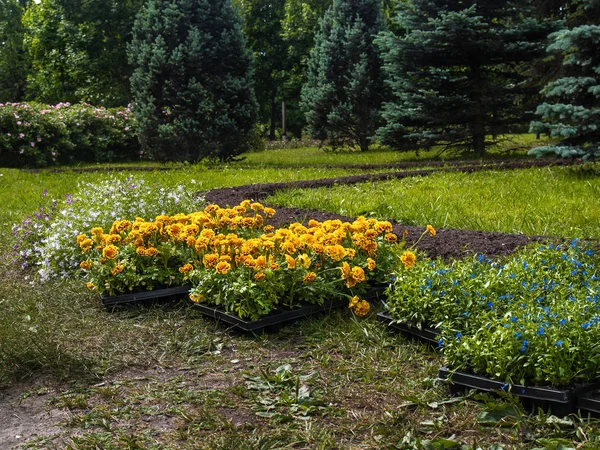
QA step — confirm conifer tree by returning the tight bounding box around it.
[301,0,387,152]
[128,0,257,161]
[529,0,600,158]
[378,0,554,156]
[0,0,28,102]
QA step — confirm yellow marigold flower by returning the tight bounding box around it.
[204,204,220,214]
[264,207,276,218]
[426,225,436,236]
[325,244,346,261]
[86,282,95,290]
[303,272,317,283]
[106,234,122,245]
[340,261,351,279]
[91,227,104,236]
[80,260,92,270]
[400,250,416,269]
[311,243,325,255]
[186,235,197,247]
[346,248,356,260]
[348,295,360,309]
[353,300,370,317]
[384,233,398,243]
[298,253,311,269]
[242,217,255,228]
[102,245,119,260]
[79,238,93,252]
[77,234,87,245]
[179,263,194,273]
[240,200,251,209]
[220,255,232,262]
[203,253,220,268]
[285,254,296,269]
[367,258,376,271]
[189,293,204,303]
[145,247,158,257]
[270,263,280,270]
[307,219,321,228]
[365,229,378,238]
[263,225,275,233]
[255,255,267,269]
[254,272,266,281]
[215,261,231,275]
[351,266,365,283]
[111,264,124,276]
[251,202,265,212]
[375,221,393,233]
[281,241,296,254]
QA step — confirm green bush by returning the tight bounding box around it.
[0,102,140,168]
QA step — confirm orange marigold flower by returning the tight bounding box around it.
[215,261,231,275]
[340,261,352,279]
[111,264,124,276]
[254,272,266,281]
[102,245,119,260]
[106,234,122,245]
[263,225,275,233]
[145,247,158,257]
[80,260,92,270]
[179,263,194,273]
[426,224,436,236]
[348,295,360,309]
[255,255,267,269]
[400,250,416,269]
[303,272,317,283]
[264,207,276,218]
[86,282,95,290]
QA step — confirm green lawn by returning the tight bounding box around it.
[268,165,600,238]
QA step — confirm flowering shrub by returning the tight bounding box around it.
[386,240,600,386]
[78,201,401,320]
[0,102,139,167]
[12,174,201,281]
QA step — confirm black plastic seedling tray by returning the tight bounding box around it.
[377,312,440,346]
[100,285,191,307]
[193,299,347,333]
[439,367,578,416]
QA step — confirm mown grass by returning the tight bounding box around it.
[3,154,600,449]
[240,134,546,167]
[268,165,600,238]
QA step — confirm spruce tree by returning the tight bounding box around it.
[301,0,387,152]
[377,0,554,156]
[128,0,257,162]
[529,0,600,158]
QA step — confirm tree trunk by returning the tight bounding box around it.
[269,88,278,141]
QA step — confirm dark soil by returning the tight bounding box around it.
[205,158,578,260]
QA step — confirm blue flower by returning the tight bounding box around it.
[559,318,567,325]
[438,338,444,348]
[510,316,518,322]
[555,340,564,347]
[521,339,529,353]
[456,332,462,339]
[514,331,523,339]
[537,327,545,336]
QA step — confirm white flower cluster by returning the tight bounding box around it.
[26,174,203,281]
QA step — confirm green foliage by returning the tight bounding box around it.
[0,0,28,102]
[0,102,139,167]
[301,0,387,152]
[128,0,258,162]
[386,241,600,386]
[529,1,600,159]
[22,0,142,106]
[378,0,555,156]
